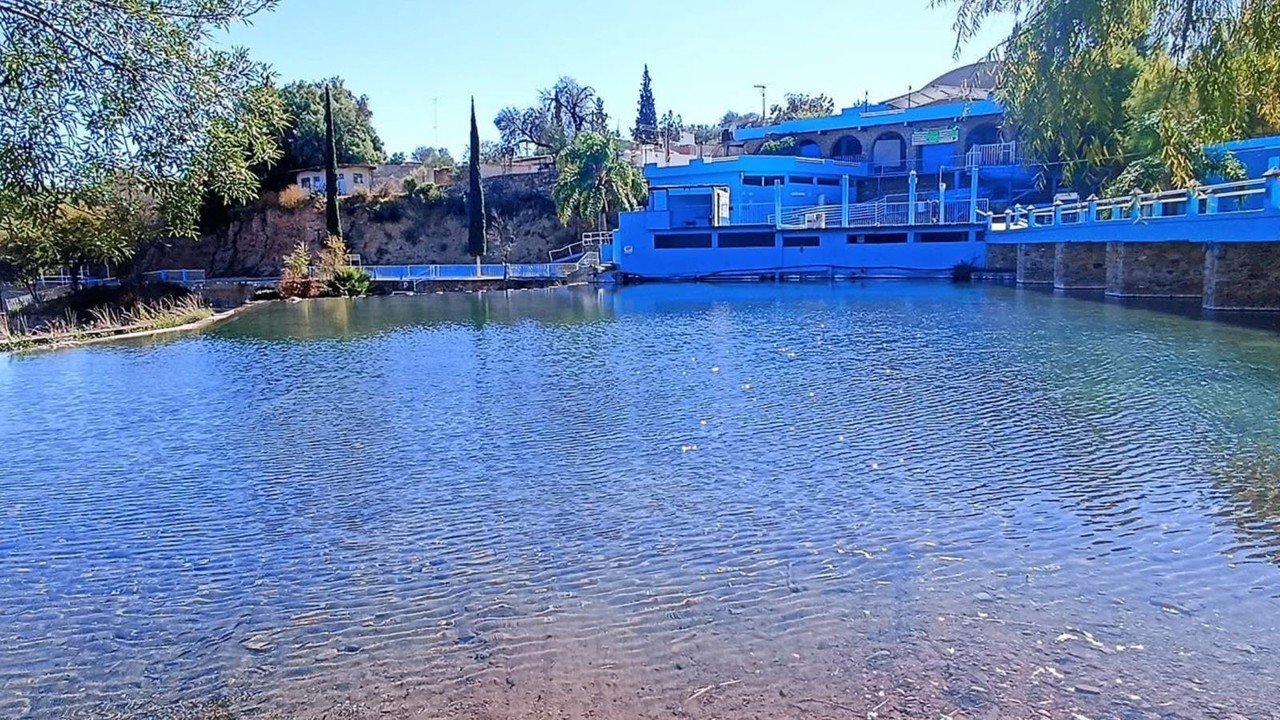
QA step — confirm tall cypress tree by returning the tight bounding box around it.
[633,65,657,145]
[467,98,486,263]
[323,85,342,240]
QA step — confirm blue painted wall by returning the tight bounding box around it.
[1207,137,1280,180]
[613,223,985,279]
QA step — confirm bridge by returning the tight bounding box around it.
[986,161,1280,311]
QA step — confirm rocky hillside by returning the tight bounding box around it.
[136,174,579,277]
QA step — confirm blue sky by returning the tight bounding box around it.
[223,0,1013,158]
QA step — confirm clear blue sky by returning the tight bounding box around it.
[223,0,1013,158]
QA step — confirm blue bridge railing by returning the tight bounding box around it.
[363,262,579,282]
[996,168,1280,232]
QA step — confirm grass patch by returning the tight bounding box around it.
[2,293,213,352]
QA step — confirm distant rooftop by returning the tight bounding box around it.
[734,62,1003,142]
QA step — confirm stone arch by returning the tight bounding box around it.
[870,131,907,169]
[831,135,864,160]
[796,138,822,158]
[964,123,1002,153]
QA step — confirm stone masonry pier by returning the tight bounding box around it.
[1203,243,1280,310]
[1106,241,1205,298]
[1016,244,1054,284]
[986,165,1280,310]
[1053,243,1107,290]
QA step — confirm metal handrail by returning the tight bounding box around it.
[1005,176,1273,231]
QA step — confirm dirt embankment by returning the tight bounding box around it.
[136,174,579,278]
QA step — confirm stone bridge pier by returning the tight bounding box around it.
[1053,243,1107,289]
[1106,242,1205,298]
[1016,244,1054,284]
[1203,243,1280,310]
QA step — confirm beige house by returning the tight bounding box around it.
[293,164,377,195]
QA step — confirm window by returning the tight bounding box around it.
[788,177,814,185]
[338,173,345,180]
[782,235,820,248]
[743,175,786,187]
[862,232,909,244]
[654,233,713,249]
[354,173,365,185]
[920,231,968,243]
[816,177,841,187]
[718,232,776,248]
[300,177,312,189]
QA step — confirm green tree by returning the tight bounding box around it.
[467,99,487,262]
[388,151,407,164]
[0,0,287,262]
[553,133,647,231]
[768,94,835,123]
[633,65,658,144]
[412,146,457,168]
[277,79,385,169]
[323,86,342,240]
[935,0,1280,189]
[495,77,609,156]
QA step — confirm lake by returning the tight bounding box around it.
[2,283,1279,719]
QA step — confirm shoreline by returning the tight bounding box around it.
[1,302,262,356]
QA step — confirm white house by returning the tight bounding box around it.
[293,164,377,195]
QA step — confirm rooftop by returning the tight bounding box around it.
[734,62,1004,142]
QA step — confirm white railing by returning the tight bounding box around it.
[365,261,585,282]
[965,141,1020,168]
[549,231,611,262]
[1000,177,1275,231]
[773,198,990,229]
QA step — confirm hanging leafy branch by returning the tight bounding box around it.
[933,0,1280,190]
[0,0,287,284]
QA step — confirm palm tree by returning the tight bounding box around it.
[552,132,647,231]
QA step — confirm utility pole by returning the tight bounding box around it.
[754,84,767,123]
[433,97,439,146]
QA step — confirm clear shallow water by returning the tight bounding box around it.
[1,283,1279,719]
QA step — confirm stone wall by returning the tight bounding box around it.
[1016,243,1054,284]
[136,174,577,277]
[1053,243,1107,289]
[1106,241,1205,297]
[986,244,1017,271]
[1203,243,1280,310]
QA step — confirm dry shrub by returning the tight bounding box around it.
[278,184,311,210]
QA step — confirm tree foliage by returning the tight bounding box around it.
[633,65,658,145]
[659,110,684,145]
[412,146,456,168]
[719,110,762,129]
[323,87,342,240]
[768,94,835,123]
[0,0,287,253]
[468,99,487,259]
[495,77,610,156]
[935,0,1280,190]
[553,133,647,231]
[388,151,407,164]
[277,78,385,169]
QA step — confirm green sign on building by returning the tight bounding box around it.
[911,127,960,146]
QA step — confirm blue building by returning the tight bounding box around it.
[609,65,1030,280]
[610,155,990,280]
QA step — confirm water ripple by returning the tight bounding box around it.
[1,284,1280,718]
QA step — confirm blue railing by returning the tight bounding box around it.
[364,263,578,282]
[996,172,1280,232]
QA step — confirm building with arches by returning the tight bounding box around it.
[732,63,1036,208]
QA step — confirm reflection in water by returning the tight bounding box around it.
[1,282,1280,719]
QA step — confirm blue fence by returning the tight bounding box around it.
[364,263,576,282]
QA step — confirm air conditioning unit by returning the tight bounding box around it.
[804,212,826,229]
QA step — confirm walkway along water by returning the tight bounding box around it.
[986,158,1280,310]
